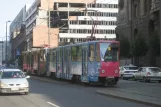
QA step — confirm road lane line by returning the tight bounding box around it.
[47,102,60,107]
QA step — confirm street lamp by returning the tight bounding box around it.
[160,0,161,67]
[6,20,11,64]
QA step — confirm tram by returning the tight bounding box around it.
[22,40,120,86]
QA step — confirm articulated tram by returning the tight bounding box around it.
[22,40,120,86]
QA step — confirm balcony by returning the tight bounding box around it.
[150,0,160,13]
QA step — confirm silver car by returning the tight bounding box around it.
[0,68,30,95]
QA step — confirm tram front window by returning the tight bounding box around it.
[100,43,119,62]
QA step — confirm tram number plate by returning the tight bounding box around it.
[107,76,114,79]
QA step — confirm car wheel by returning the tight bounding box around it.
[143,77,150,82]
[132,76,136,81]
[123,77,128,80]
[25,92,29,95]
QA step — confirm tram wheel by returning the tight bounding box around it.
[82,82,90,86]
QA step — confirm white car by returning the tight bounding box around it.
[120,65,138,80]
[135,67,161,83]
[0,68,30,94]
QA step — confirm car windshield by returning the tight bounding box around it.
[100,43,119,62]
[148,68,161,73]
[124,67,138,70]
[1,71,25,79]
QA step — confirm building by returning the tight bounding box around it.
[11,0,118,56]
[0,41,10,64]
[25,0,59,50]
[51,0,118,44]
[10,4,31,60]
[116,0,160,66]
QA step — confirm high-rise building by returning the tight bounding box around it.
[10,0,118,54]
[52,0,118,44]
[10,4,31,59]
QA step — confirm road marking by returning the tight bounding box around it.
[47,102,60,107]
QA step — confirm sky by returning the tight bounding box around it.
[0,0,34,39]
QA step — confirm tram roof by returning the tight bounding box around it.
[62,40,119,47]
[22,40,119,52]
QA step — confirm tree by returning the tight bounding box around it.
[130,34,149,57]
[120,36,130,58]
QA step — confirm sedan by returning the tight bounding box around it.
[134,67,161,83]
[0,68,30,95]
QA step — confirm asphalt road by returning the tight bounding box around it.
[0,78,154,107]
[116,79,161,98]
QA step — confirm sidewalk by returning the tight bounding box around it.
[96,81,161,107]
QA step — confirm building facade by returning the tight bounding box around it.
[11,0,118,56]
[51,0,118,44]
[10,4,31,60]
[116,0,160,66]
[25,0,59,50]
[0,41,10,65]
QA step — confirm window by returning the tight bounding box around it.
[100,43,119,62]
[89,44,95,62]
[134,4,138,18]
[60,48,63,61]
[96,43,100,61]
[142,68,146,72]
[71,46,82,61]
[138,68,143,72]
[148,68,161,73]
[1,71,25,79]
[124,67,138,70]
[144,0,147,15]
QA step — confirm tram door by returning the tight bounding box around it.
[56,49,60,78]
[66,48,71,79]
[82,49,88,82]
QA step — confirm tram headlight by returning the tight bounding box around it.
[115,70,118,74]
[102,70,105,73]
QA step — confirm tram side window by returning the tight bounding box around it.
[60,48,63,61]
[71,46,82,61]
[40,51,43,62]
[31,54,34,65]
[49,50,53,62]
[96,43,100,61]
[23,54,26,63]
[89,44,94,62]
[53,50,56,63]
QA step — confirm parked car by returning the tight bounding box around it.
[134,67,161,83]
[0,68,30,95]
[119,65,138,80]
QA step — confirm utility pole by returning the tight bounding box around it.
[131,0,133,64]
[5,21,8,64]
[48,0,50,47]
[2,40,3,64]
[160,0,161,67]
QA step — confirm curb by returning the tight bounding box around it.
[31,76,54,83]
[96,90,161,107]
[30,76,69,84]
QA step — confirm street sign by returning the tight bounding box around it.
[16,48,20,56]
